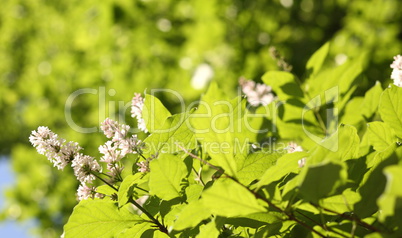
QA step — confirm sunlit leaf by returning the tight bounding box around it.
[377,165,402,224]
[298,160,347,203]
[236,151,283,185]
[354,147,399,218]
[64,200,142,238]
[367,121,397,152]
[118,174,143,207]
[143,94,172,133]
[256,152,307,189]
[305,42,330,78]
[173,200,211,231]
[362,81,383,119]
[202,179,266,217]
[379,84,402,138]
[143,111,196,157]
[149,154,188,200]
[262,71,304,101]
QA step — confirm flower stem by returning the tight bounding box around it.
[179,146,326,237]
[128,197,168,234]
[92,172,118,192]
[92,171,167,234]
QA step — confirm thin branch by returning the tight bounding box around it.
[128,197,168,234]
[93,171,167,233]
[315,204,382,233]
[92,172,118,192]
[178,143,327,237]
[192,167,205,186]
[295,210,348,238]
[176,143,223,173]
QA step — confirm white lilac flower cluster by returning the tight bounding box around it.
[131,93,148,133]
[239,77,276,107]
[391,55,402,87]
[30,118,143,201]
[77,184,104,201]
[29,126,82,170]
[30,127,103,200]
[136,153,157,173]
[99,118,141,183]
[287,142,306,168]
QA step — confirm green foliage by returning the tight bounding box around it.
[64,200,142,238]
[143,94,172,133]
[53,43,402,237]
[201,179,266,217]
[1,0,402,237]
[379,84,402,138]
[148,154,187,201]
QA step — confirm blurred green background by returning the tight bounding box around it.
[0,0,401,237]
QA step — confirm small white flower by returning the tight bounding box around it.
[29,126,81,170]
[77,184,95,201]
[136,154,157,173]
[72,154,101,184]
[99,118,142,183]
[298,158,306,168]
[131,93,148,133]
[391,55,402,87]
[118,135,140,155]
[287,142,303,153]
[239,77,275,106]
[77,184,105,201]
[137,160,150,173]
[100,118,130,142]
[99,141,124,164]
[107,163,124,183]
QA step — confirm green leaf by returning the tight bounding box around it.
[340,97,364,126]
[320,189,361,214]
[185,184,203,202]
[377,165,402,223]
[362,81,383,119]
[190,82,250,175]
[173,200,211,231]
[149,154,188,200]
[298,160,347,203]
[354,147,399,218]
[255,223,283,238]
[116,222,169,238]
[305,42,330,78]
[236,151,284,185]
[225,212,283,228]
[262,71,304,100]
[64,200,142,238]
[364,233,395,238]
[96,185,117,196]
[379,84,402,138]
[142,94,172,133]
[118,174,143,207]
[308,124,360,164]
[116,222,151,238]
[256,152,308,189]
[197,219,220,238]
[367,121,397,152]
[202,179,266,217]
[143,111,196,157]
[304,54,365,106]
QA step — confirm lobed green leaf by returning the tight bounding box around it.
[379,84,402,138]
[149,154,188,200]
[63,200,142,238]
[202,179,266,217]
